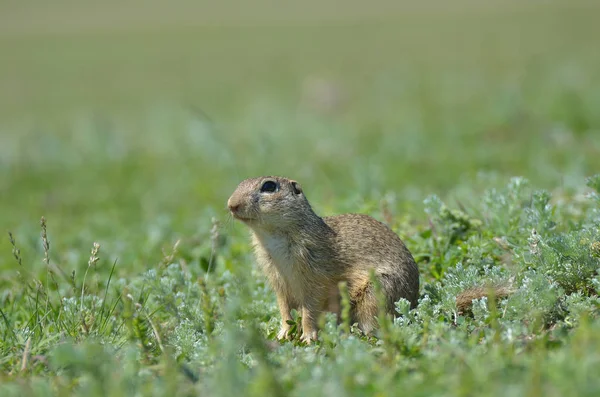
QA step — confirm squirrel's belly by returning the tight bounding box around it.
[252,233,308,297]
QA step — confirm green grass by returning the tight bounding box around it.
[1,1,600,395]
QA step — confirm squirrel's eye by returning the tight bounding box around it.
[260,180,278,193]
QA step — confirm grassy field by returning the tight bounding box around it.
[1,1,600,395]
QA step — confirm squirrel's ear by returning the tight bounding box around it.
[291,180,303,195]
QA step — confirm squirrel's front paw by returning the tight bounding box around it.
[300,330,318,344]
[276,325,292,341]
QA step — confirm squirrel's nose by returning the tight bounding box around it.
[227,198,240,213]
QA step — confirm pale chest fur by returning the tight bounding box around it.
[251,231,308,299]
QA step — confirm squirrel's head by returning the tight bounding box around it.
[227,176,311,230]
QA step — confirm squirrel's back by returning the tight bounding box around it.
[324,213,419,308]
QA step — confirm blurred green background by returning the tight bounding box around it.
[1,0,599,275]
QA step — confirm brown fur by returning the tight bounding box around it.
[455,285,514,315]
[227,176,419,343]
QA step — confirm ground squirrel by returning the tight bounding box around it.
[227,176,420,343]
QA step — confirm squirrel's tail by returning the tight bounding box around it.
[455,284,514,315]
